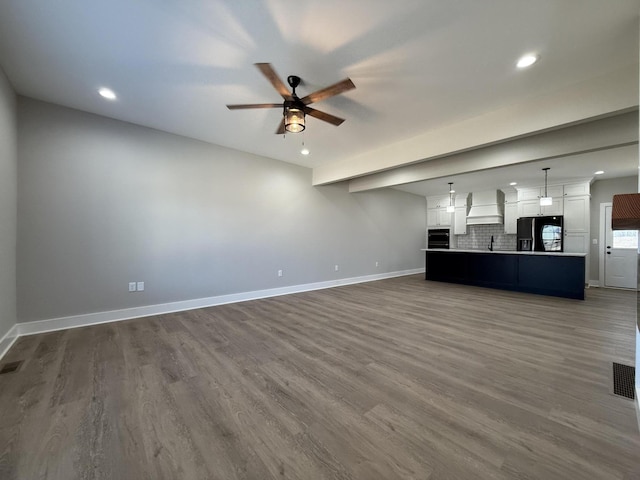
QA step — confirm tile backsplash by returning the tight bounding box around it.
[455,224,516,251]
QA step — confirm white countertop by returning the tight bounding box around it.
[421,248,586,257]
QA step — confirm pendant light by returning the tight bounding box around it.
[446,183,455,213]
[539,167,553,206]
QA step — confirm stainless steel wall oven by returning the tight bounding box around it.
[427,228,450,249]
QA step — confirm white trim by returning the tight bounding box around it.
[0,324,19,361]
[16,268,425,337]
[587,280,600,287]
[636,388,640,434]
[599,202,610,289]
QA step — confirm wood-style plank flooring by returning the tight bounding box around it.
[1,275,639,479]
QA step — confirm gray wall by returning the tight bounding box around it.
[0,68,17,339]
[17,98,426,323]
[589,175,638,282]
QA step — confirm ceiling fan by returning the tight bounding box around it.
[226,63,356,134]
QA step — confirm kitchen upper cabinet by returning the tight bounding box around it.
[517,185,563,201]
[453,206,467,234]
[503,191,518,234]
[427,195,452,227]
[427,207,452,227]
[563,195,589,233]
[517,185,563,217]
[452,193,469,234]
[563,182,590,197]
[518,196,563,217]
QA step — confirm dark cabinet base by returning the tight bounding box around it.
[425,251,585,300]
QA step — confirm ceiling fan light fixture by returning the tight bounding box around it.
[284,107,305,133]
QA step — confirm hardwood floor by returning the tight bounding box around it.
[0,275,639,479]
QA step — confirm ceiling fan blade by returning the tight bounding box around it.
[227,103,282,110]
[303,107,345,126]
[275,118,285,135]
[300,78,355,105]
[255,63,293,101]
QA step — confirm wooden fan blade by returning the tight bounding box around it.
[275,118,285,135]
[303,107,345,126]
[227,103,282,110]
[255,63,293,100]
[300,78,355,105]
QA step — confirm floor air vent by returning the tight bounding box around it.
[0,360,23,375]
[612,362,635,400]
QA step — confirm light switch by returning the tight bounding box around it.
[136,281,145,291]
[592,238,598,245]
[128,282,136,292]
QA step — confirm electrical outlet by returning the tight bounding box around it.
[592,238,598,245]
[375,261,379,267]
[128,282,136,292]
[277,269,283,277]
[334,264,339,272]
[136,281,145,291]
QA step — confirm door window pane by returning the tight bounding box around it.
[612,230,638,249]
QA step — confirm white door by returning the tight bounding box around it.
[604,205,638,289]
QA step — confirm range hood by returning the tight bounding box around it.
[466,190,504,225]
[612,193,640,230]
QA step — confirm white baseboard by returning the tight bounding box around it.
[0,324,19,361]
[16,268,425,337]
[588,280,600,288]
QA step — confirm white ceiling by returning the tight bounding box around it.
[0,0,638,176]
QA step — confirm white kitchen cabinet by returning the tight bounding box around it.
[563,182,590,197]
[517,194,563,217]
[503,190,517,234]
[427,208,451,227]
[563,195,589,233]
[427,194,452,227]
[562,186,590,283]
[517,185,563,216]
[564,232,589,253]
[454,206,467,234]
[427,195,451,209]
[517,185,563,202]
[504,202,518,234]
[517,187,542,201]
[564,231,590,283]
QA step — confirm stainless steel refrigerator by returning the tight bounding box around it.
[516,216,564,252]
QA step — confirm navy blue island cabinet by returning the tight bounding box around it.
[424,250,586,300]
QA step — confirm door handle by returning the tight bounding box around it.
[607,246,611,249]
[607,251,611,254]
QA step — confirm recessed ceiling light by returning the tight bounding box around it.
[516,54,539,69]
[594,170,604,175]
[98,87,117,100]
[300,148,310,156]
[509,182,517,186]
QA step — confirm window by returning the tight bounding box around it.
[612,230,639,249]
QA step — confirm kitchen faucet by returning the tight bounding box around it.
[488,235,494,251]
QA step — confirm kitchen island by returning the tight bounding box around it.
[422,249,586,300]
